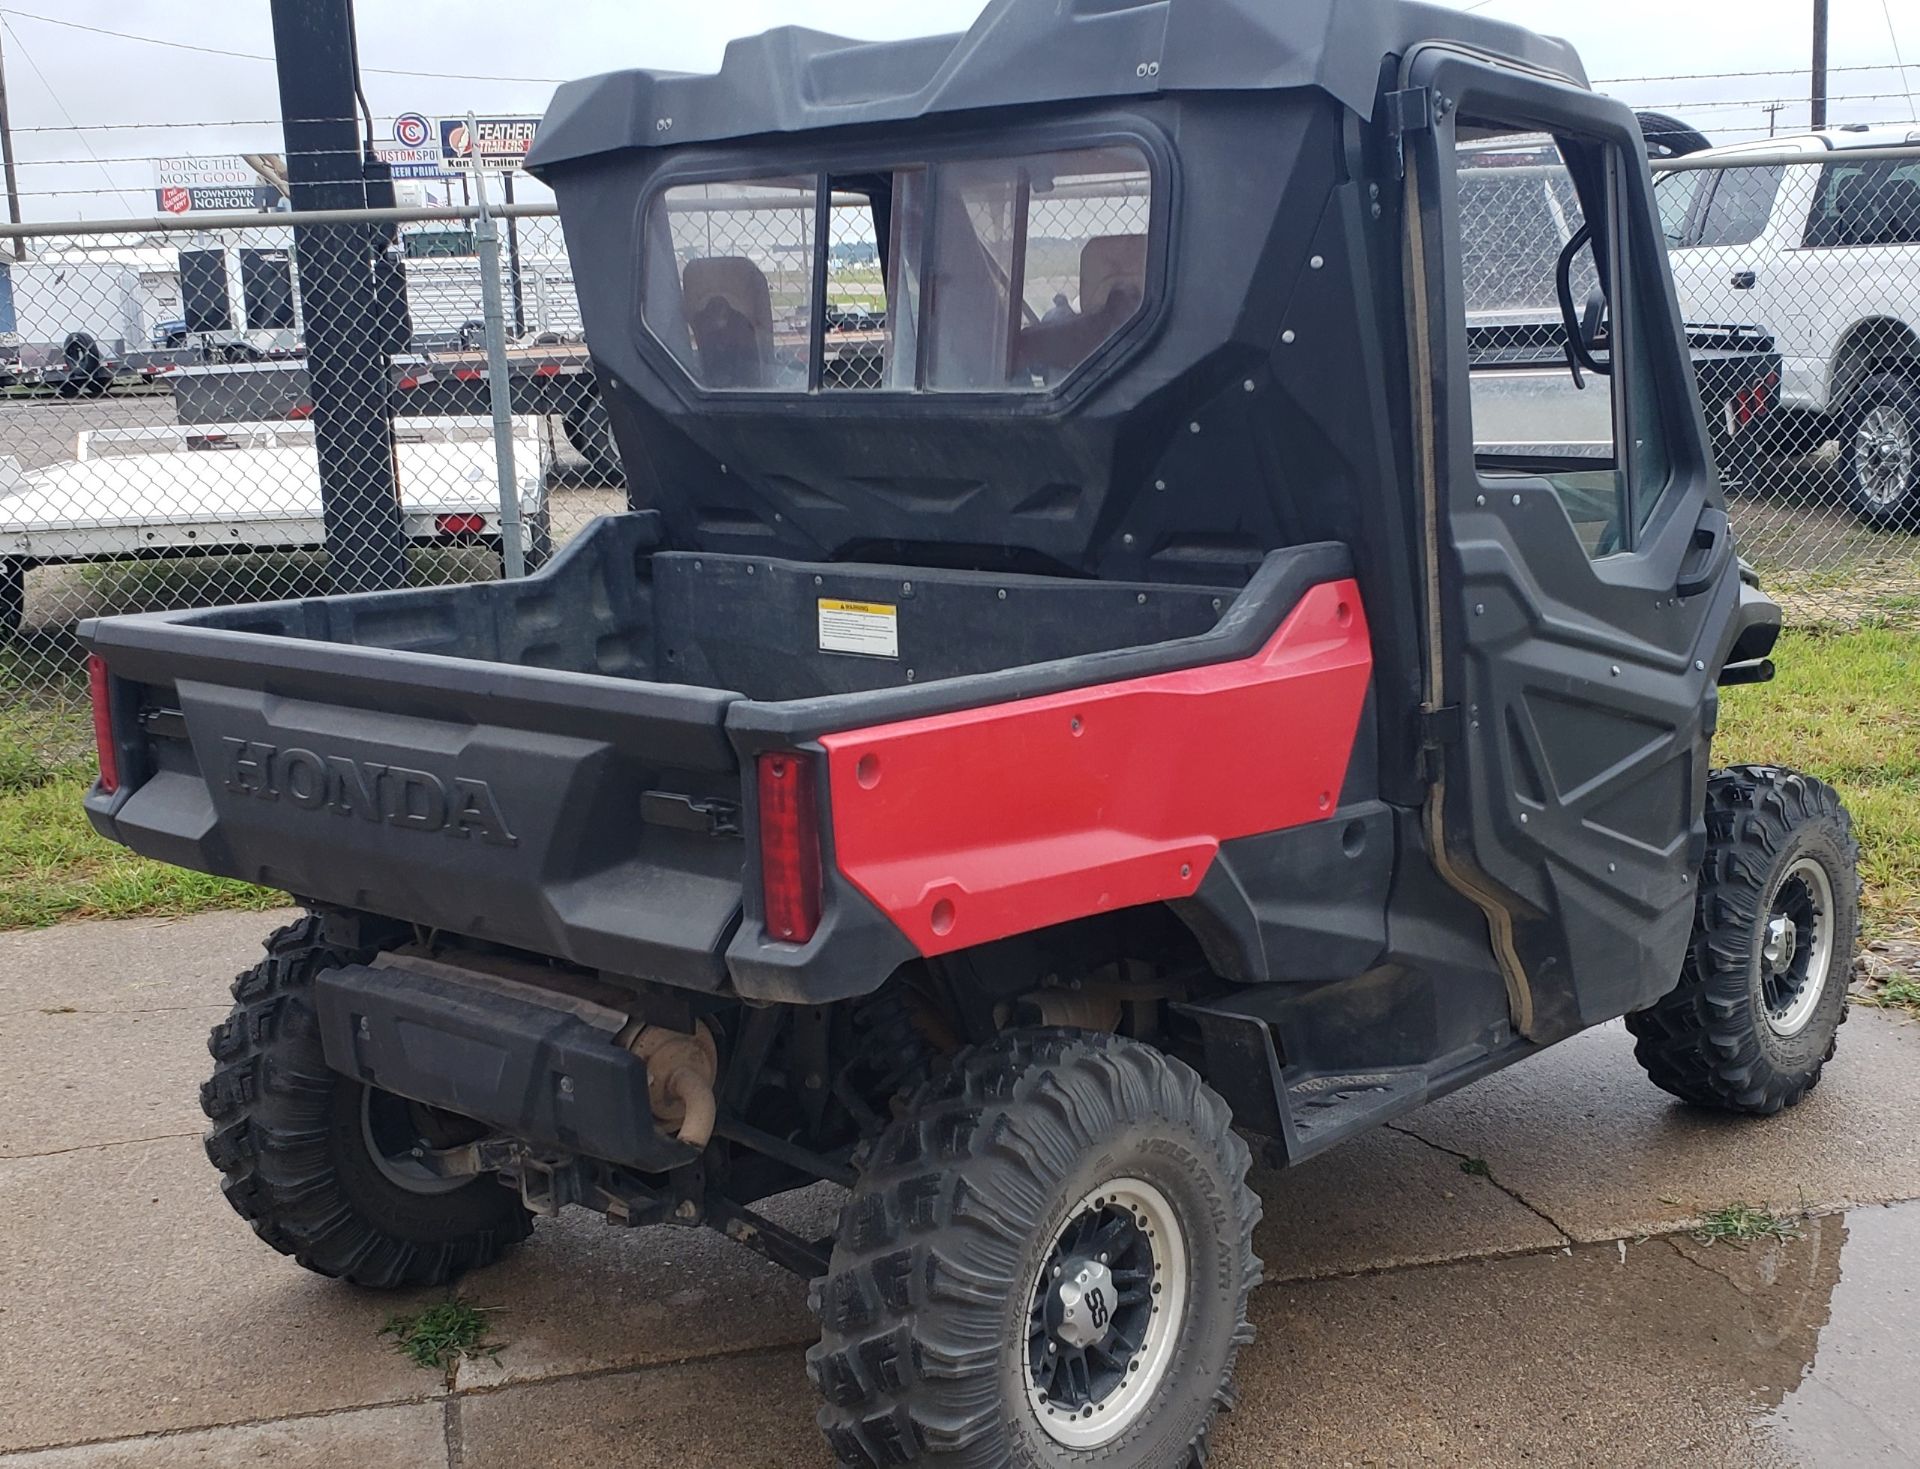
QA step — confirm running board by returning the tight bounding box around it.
[1177,1001,1525,1165]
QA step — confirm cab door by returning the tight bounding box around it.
[1400,51,1743,1044]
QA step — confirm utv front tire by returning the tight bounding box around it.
[808,1030,1261,1468]
[200,915,533,1287]
[1626,767,1859,1115]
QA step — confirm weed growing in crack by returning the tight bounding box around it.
[1691,1203,1801,1248]
[381,1298,505,1376]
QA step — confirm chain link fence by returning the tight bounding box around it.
[1461,138,1920,621]
[5,145,1920,764]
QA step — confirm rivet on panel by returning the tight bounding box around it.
[1282,329,1297,344]
[1310,255,1325,269]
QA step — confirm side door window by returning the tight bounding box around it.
[1458,134,1672,557]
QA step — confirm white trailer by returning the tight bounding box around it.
[0,260,146,386]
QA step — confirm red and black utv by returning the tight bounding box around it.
[80,2,1855,1464]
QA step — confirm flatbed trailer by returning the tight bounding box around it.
[0,417,549,633]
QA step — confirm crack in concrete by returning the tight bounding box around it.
[0,1002,229,1021]
[0,1392,450,1459]
[442,1395,464,1469]
[0,1130,200,1163]
[1382,1119,1576,1244]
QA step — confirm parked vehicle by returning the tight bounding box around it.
[1660,127,1920,526]
[80,3,1856,1464]
[0,261,142,394]
[1,418,549,636]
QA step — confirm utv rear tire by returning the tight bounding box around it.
[808,1030,1261,1469]
[1626,767,1859,1115]
[200,915,534,1287]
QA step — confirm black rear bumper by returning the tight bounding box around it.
[313,957,695,1174]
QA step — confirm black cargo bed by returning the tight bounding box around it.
[82,513,1346,993]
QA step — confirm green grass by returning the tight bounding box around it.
[1716,626,1920,937]
[1858,974,1920,1017]
[380,1298,504,1378]
[0,766,280,930]
[0,658,274,930]
[1690,1203,1802,1247]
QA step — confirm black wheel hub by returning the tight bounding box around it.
[1027,1197,1158,1415]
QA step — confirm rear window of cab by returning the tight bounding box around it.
[639,144,1154,394]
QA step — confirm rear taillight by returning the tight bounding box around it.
[87,654,119,795]
[436,512,488,536]
[758,751,822,944]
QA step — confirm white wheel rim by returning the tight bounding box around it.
[1855,405,1914,510]
[1762,855,1837,1038]
[1024,1176,1188,1450]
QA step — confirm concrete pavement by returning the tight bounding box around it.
[3,909,1918,1467]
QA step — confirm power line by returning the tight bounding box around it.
[1882,0,1920,124]
[0,18,141,213]
[0,6,570,84]
[1597,61,1920,85]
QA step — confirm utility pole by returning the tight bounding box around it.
[269,0,409,594]
[0,28,26,261]
[1765,101,1787,137]
[1811,0,1830,130]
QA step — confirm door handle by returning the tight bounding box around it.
[1730,270,1757,290]
[1675,507,1732,600]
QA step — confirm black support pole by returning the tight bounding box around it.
[270,0,409,593]
[503,171,527,337]
[1811,0,1829,130]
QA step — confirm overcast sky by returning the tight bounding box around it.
[2,0,1915,220]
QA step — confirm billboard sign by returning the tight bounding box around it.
[153,156,280,214]
[439,116,539,172]
[378,113,456,180]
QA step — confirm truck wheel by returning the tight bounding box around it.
[200,915,534,1287]
[1626,767,1859,1115]
[561,397,624,486]
[0,559,22,638]
[1839,372,1920,528]
[808,1030,1261,1468]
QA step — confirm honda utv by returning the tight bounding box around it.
[80,1,1856,1464]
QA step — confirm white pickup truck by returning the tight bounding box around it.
[1659,127,1920,527]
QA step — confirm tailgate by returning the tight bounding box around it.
[82,617,746,988]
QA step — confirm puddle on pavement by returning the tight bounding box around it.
[1697,1200,1920,1466]
[1224,1199,1920,1467]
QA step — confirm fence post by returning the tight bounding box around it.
[471,156,526,580]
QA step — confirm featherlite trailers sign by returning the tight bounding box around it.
[439,117,540,172]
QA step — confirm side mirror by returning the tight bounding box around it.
[1555,223,1612,379]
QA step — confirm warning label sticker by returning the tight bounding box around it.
[817,599,899,659]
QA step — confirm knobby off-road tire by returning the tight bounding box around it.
[808,1029,1262,1469]
[201,915,533,1287]
[1626,767,1859,1115]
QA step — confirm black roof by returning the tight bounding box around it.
[525,0,1586,173]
